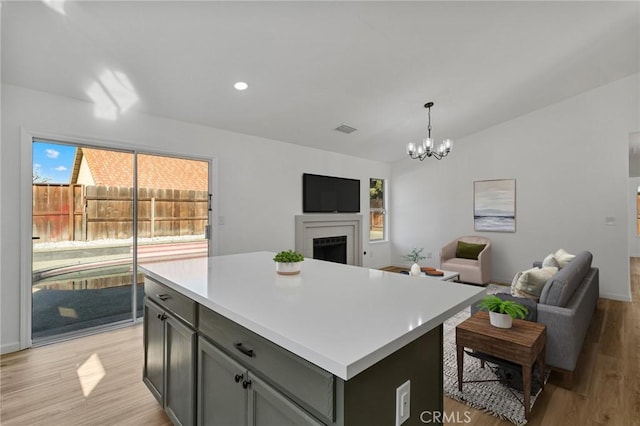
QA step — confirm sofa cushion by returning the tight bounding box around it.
[512,267,558,300]
[510,270,523,296]
[456,241,486,260]
[542,253,560,269]
[539,251,592,307]
[554,248,576,268]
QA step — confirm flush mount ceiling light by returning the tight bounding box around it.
[406,102,453,161]
[234,81,248,91]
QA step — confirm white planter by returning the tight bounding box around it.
[275,261,302,276]
[409,263,421,276]
[489,311,513,329]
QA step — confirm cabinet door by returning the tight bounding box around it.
[165,314,197,426]
[143,298,165,403]
[248,373,324,426]
[198,337,248,426]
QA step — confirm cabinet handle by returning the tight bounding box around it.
[157,313,167,321]
[242,379,252,389]
[234,374,244,383]
[234,342,255,358]
[157,294,170,301]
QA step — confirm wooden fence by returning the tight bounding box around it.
[33,184,208,243]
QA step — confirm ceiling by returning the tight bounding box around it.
[2,1,639,163]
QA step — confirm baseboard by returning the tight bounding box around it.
[1,341,22,355]
[599,292,632,302]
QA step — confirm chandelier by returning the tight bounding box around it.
[406,102,453,161]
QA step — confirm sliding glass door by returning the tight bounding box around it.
[31,140,210,342]
[135,153,210,319]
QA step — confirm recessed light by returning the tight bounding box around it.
[234,82,248,91]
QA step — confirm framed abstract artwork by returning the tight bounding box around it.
[473,179,516,232]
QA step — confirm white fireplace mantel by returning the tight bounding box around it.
[295,214,363,266]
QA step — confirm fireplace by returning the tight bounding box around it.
[295,214,362,266]
[313,236,347,264]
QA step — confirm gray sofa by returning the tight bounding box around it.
[476,251,599,387]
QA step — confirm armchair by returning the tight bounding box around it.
[439,236,491,285]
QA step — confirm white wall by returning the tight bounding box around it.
[630,177,640,257]
[0,84,391,353]
[391,74,639,301]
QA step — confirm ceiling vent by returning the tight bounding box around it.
[334,124,357,134]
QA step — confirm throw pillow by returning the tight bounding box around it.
[554,248,575,268]
[513,266,558,300]
[510,270,523,297]
[542,253,560,269]
[456,241,486,260]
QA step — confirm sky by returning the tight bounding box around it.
[32,141,76,184]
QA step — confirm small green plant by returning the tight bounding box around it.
[273,250,304,263]
[478,295,528,319]
[402,248,426,263]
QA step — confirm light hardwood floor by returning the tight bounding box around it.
[1,259,638,425]
[0,325,170,425]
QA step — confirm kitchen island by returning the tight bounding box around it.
[140,252,485,426]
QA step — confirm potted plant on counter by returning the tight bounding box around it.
[273,250,304,275]
[478,295,528,329]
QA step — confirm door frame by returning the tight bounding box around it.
[20,128,218,349]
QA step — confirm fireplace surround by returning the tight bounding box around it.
[295,214,363,266]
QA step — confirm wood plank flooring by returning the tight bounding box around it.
[1,259,638,425]
[0,325,170,425]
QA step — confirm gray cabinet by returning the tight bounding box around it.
[165,314,197,426]
[197,336,322,426]
[143,297,165,402]
[198,336,248,426]
[143,296,197,426]
[248,373,324,426]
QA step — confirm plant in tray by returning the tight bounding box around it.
[402,248,426,263]
[273,250,304,275]
[478,295,528,329]
[402,248,426,276]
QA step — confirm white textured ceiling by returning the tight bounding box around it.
[2,1,639,162]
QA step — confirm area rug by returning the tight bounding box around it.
[443,302,547,426]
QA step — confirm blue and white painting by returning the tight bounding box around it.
[474,179,516,232]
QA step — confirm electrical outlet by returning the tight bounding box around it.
[426,252,433,259]
[395,380,410,426]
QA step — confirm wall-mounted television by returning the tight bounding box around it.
[303,173,360,213]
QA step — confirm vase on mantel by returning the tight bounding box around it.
[409,263,421,276]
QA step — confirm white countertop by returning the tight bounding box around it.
[139,252,485,380]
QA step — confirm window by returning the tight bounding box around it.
[369,178,386,241]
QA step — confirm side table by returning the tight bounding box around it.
[455,311,546,420]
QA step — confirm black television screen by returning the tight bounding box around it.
[303,173,360,213]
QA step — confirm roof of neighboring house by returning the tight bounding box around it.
[71,148,208,191]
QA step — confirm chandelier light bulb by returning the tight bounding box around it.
[406,142,416,155]
[424,137,433,152]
